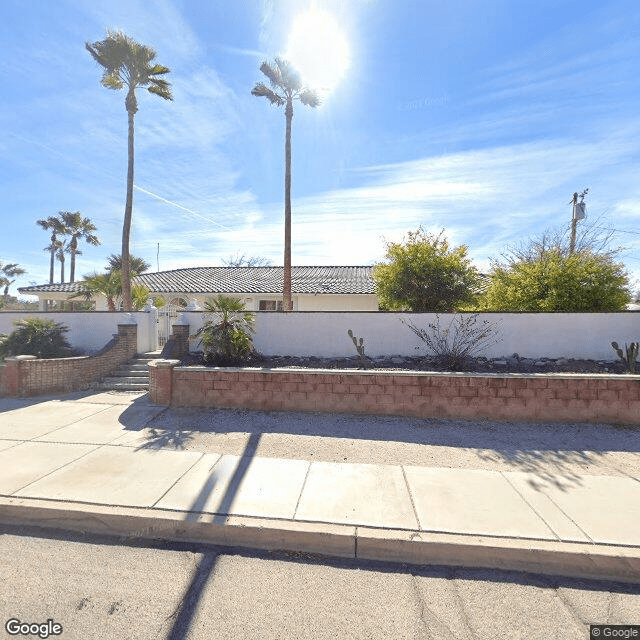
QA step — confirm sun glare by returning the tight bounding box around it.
[286,9,350,93]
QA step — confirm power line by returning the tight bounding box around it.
[593,226,640,236]
[133,185,233,230]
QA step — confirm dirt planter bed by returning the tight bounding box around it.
[149,361,640,424]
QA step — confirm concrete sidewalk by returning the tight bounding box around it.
[0,391,638,583]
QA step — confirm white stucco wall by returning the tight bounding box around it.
[179,311,639,360]
[0,311,157,354]
[3,310,638,361]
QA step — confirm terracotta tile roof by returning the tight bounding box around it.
[19,266,376,296]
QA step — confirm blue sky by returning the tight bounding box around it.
[2,0,640,297]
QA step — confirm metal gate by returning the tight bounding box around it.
[157,301,183,347]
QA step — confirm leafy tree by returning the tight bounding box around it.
[0,261,26,303]
[193,295,255,365]
[222,254,272,267]
[86,30,172,311]
[504,213,623,265]
[480,249,630,311]
[252,57,320,311]
[60,211,100,283]
[36,215,68,283]
[373,228,481,311]
[0,318,74,360]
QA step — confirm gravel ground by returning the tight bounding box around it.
[136,406,640,488]
[185,352,630,374]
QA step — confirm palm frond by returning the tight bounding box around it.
[275,57,301,92]
[251,82,285,106]
[147,78,173,100]
[299,88,321,108]
[148,64,170,75]
[36,215,67,234]
[87,30,171,99]
[259,60,283,89]
[101,69,124,90]
[0,263,26,278]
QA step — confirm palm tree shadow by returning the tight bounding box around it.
[135,428,195,451]
[137,407,640,491]
[477,447,599,491]
[164,432,261,639]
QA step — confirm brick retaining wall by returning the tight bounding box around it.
[148,363,640,424]
[0,324,137,397]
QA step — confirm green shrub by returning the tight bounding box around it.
[0,317,74,360]
[192,295,255,366]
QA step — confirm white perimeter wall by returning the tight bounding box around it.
[180,311,640,361]
[0,311,158,354]
[2,310,638,360]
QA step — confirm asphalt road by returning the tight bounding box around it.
[1,525,639,640]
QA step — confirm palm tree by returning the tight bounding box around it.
[60,211,100,283]
[105,253,150,276]
[55,240,68,283]
[72,271,121,312]
[36,215,68,284]
[252,58,320,311]
[193,295,255,365]
[71,270,150,311]
[0,261,26,303]
[86,30,172,311]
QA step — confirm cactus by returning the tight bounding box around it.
[347,329,369,369]
[611,341,639,373]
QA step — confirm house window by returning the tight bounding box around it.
[259,300,283,311]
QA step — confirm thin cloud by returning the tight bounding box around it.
[217,44,266,59]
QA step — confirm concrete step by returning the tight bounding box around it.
[97,353,164,391]
[111,369,149,378]
[101,376,149,386]
[98,379,149,391]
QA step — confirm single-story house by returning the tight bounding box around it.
[19,266,380,312]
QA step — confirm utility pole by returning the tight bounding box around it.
[569,188,588,254]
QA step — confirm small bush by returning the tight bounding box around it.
[0,317,75,360]
[192,295,255,366]
[402,313,502,371]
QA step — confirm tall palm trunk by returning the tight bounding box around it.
[49,233,56,284]
[283,98,293,312]
[69,236,77,283]
[122,92,136,312]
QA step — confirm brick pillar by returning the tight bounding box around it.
[116,324,138,357]
[171,324,190,360]
[149,359,180,405]
[2,355,36,397]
